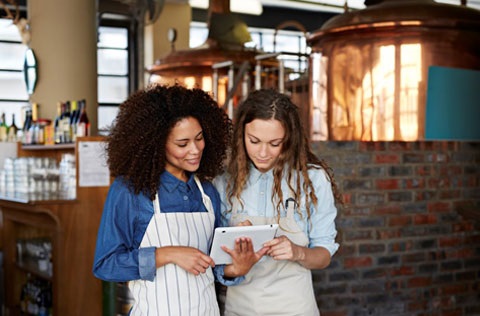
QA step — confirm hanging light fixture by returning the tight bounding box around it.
[189,0,263,15]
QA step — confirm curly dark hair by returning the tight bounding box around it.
[106,84,232,200]
[227,88,342,218]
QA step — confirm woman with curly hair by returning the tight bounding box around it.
[93,84,253,316]
[214,89,342,315]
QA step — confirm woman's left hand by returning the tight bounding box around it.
[263,235,305,262]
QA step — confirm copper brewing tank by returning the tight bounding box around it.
[307,0,480,141]
[147,0,278,109]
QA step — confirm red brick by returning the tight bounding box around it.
[377,229,401,239]
[413,214,438,225]
[408,300,428,311]
[388,215,412,226]
[344,256,373,269]
[390,266,415,276]
[466,175,478,187]
[427,202,451,212]
[452,222,474,233]
[455,248,475,259]
[416,166,432,176]
[440,309,463,316]
[427,178,452,189]
[389,142,412,151]
[439,190,461,199]
[465,234,480,244]
[360,142,386,151]
[376,179,399,190]
[375,154,399,164]
[439,236,462,248]
[373,205,402,215]
[390,240,413,252]
[415,191,437,201]
[440,283,468,295]
[419,141,435,150]
[341,193,352,204]
[407,276,432,288]
[335,244,355,256]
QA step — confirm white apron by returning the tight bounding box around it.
[129,176,220,316]
[224,198,320,316]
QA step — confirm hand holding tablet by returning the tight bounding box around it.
[210,224,278,264]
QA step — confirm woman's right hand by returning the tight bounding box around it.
[155,246,215,275]
[222,237,268,277]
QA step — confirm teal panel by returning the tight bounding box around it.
[425,66,480,140]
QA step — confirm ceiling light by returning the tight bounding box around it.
[189,0,263,15]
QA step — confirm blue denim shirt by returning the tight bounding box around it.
[93,171,242,285]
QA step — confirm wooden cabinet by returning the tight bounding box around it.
[0,137,109,315]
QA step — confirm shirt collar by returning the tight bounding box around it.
[247,163,274,186]
[160,171,196,193]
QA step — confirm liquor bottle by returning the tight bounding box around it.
[29,103,39,145]
[69,100,79,141]
[54,102,63,144]
[7,113,18,142]
[22,109,33,145]
[61,101,71,143]
[0,112,7,142]
[20,282,28,313]
[76,99,90,137]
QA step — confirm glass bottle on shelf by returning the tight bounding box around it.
[61,101,71,143]
[22,109,33,145]
[54,102,63,144]
[28,103,39,145]
[76,99,90,137]
[7,113,18,142]
[70,100,79,142]
[0,112,7,142]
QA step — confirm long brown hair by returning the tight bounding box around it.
[226,89,341,219]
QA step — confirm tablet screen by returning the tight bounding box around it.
[210,224,278,265]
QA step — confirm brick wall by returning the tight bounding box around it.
[311,141,480,316]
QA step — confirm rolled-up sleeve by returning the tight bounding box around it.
[213,265,245,286]
[138,247,156,281]
[307,168,339,256]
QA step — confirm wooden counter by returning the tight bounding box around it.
[0,138,109,315]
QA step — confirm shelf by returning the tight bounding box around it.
[16,259,52,281]
[0,193,76,205]
[21,144,75,151]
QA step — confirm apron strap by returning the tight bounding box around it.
[153,193,161,213]
[194,175,215,214]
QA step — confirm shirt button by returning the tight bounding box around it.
[260,192,264,195]
[183,196,188,201]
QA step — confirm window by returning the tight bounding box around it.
[0,18,29,129]
[189,22,309,78]
[97,22,130,134]
[249,26,309,79]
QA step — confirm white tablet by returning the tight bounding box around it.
[210,224,278,265]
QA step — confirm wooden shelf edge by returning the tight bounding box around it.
[21,143,75,151]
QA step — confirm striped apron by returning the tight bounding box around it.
[128,176,220,316]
